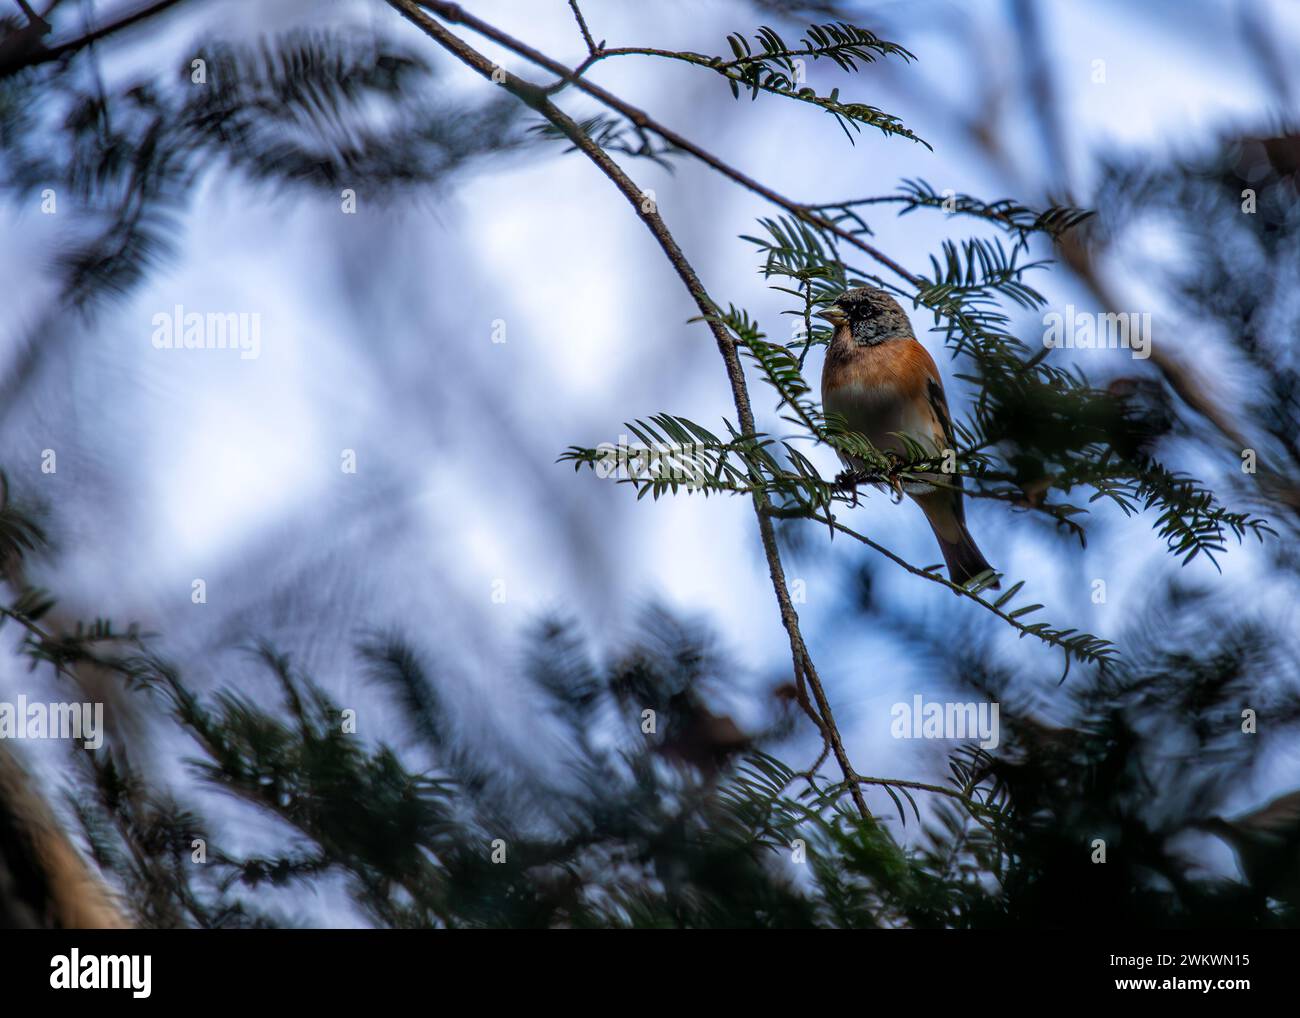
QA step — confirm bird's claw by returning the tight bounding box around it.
[883,452,906,503]
[833,469,861,507]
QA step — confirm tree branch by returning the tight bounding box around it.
[0,0,185,78]
[385,0,870,818]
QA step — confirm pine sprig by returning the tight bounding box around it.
[602,22,928,147]
[816,178,1095,250]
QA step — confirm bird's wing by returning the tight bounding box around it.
[926,375,956,451]
[906,341,967,522]
[903,339,957,454]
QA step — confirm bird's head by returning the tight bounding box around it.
[815,286,913,346]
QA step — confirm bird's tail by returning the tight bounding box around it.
[915,490,1000,590]
[937,525,999,589]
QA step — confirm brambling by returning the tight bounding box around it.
[817,287,999,589]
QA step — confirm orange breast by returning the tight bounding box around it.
[821,335,945,452]
[822,335,939,399]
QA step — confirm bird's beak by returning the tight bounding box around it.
[814,306,848,327]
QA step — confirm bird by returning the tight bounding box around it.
[817,286,999,589]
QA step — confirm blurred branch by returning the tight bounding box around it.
[1238,0,1294,112]
[1009,0,1070,189]
[0,0,185,78]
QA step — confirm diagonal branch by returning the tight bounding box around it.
[385,0,871,818]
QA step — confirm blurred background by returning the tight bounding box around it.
[2,0,1299,927]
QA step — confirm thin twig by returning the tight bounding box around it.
[849,775,1000,818]
[566,0,597,55]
